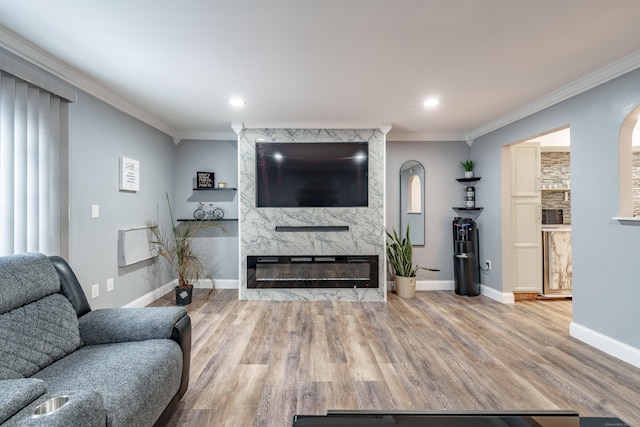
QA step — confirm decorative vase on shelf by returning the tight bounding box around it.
[460,160,475,178]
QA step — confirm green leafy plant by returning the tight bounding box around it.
[385,225,439,277]
[460,160,474,172]
[147,194,221,293]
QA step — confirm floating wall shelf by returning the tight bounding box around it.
[454,177,482,213]
[453,207,484,212]
[456,177,481,184]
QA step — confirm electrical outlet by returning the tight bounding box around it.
[486,260,492,271]
[106,278,114,292]
[91,284,99,299]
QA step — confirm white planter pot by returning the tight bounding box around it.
[395,275,416,299]
[465,171,474,178]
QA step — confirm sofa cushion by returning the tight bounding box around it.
[79,307,187,346]
[0,294,81,380]
[33,340,183,427]
[0,253,60,314]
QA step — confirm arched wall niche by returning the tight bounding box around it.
[618,105,640,218]
[400,160,425,245]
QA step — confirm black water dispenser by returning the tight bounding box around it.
[452,217,480,296]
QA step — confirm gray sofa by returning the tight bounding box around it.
[0,253,191,426]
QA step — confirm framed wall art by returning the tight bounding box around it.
[119,156,140,192]
[196,171,215,189]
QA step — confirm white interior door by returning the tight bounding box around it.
[511,142,542,293]
[512,142,541,196]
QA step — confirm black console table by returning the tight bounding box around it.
[292,411,629,426]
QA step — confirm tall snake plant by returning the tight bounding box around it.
[385,225,439,277]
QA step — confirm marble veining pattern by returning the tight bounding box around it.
[238,128,386,301]
[548,230,572,292]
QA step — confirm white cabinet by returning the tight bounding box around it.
[511,142,542,293]
[511,142,541,196]
[511,198,542,292]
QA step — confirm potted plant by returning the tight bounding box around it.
[460,159,474,178]
[385,225,439,298]
[147,194,219,305]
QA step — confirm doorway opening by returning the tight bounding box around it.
[501,126,572,301]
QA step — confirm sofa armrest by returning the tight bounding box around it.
[173,314,191,399]
[0,379,47,425]
[2,390,105,427]
[78,307,187,346]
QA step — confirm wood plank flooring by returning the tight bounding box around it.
[149,290,640,427]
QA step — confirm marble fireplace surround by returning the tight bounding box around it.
[235,125,389,301]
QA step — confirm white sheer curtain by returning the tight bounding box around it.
[0,69,69,256]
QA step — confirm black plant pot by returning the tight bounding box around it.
[175,285,193,305]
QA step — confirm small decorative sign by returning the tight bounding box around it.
[196,171,215,188]
[119,157,140,192]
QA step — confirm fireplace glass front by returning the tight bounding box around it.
[247,255,378,289]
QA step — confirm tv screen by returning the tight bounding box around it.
[256,142,368,208]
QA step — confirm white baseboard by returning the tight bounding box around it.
[570,322,640,369]
[124,278,238,308]
[416,280,454,291]
[124,279,177,308]
[386,280,454,292]
[481,284,515,304]
[133,280,508,304]
[194,279,238,289]
[388,280,514,305]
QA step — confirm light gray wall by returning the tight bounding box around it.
[174,139,239,281]
[471,68,640,350]
[386,140,471,282]
[68,91,176,309]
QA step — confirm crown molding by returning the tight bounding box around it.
[240,122,386,131]
[235,121,394,139]
[379,123,392,135]
[468,49,640,142]
[231,122,244,135]
[0,25,179,139]
[386,131,467,142]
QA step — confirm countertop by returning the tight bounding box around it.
[542,224,571,231]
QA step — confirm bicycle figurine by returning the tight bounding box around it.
[193,203,224,220]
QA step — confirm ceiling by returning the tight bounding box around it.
[1,1,640,142]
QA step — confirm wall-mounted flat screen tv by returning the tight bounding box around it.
[256,142,368,208]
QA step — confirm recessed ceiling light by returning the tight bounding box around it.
[230,97,245,107]
[423,98,439,108]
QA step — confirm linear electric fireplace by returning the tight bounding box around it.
[247,255,378,289]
